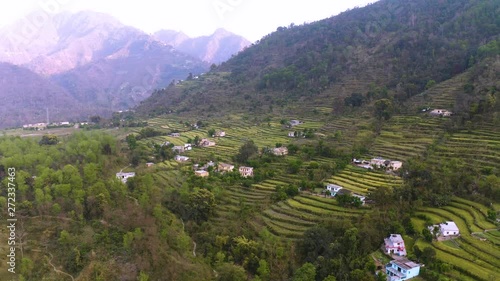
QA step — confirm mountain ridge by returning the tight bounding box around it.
[153,28,251,64]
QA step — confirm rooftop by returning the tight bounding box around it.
[391,259,420,270]
[440,221,459,232]
[388,234,404,243]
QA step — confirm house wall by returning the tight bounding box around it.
[387,263,420,280]
[440,230,459,236]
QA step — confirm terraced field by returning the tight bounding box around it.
[257,193,369,239]
[369,115,445,161]
[413,197,500,281]
[325,165,403,195]
[427,123,500,173]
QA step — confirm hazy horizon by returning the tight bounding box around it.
[1,0,376,42]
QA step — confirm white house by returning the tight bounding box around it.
[200,138,216,147]
[239,166,254,177]
[386,259,421,281]
[384,234,407,256]
[370,157,387,168]
[439,221,459,237]
[429,109,452,117]
[352,194,366,205]
[170,133,181,137]
[195,170,209,177]
[370,157,403,171]
[184,143,192,150]
[326,184,343,196]
[214,131,226,137]
[289,120,302,126]
[146,162,155,167]
[175,155,190,162]
[272,147,288,156]
[116,172,135,184]
[388,161,403,170]
[218,162,235,173]
[288,132,295,137]
[162,141,171,147]
[172,146,185,153]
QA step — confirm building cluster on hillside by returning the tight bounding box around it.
[383,234,421,281]
[352,157,403,171]
[192,160,254,178]
[22,121,75,130]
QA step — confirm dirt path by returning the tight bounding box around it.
[47,253,75,281]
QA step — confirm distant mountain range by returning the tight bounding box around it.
[0,11,249,128]
[154,28,251,64]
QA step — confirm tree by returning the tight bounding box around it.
[425,80,436,90]
[257,259,270,281]
[422,228,433,242]
[208,128,216,137]
[193,135,201,146]
[126,134,138,150]
[375,272,387,281]
[323,275,337,281]
[287,159,303,174]
[90,115,102,124]
[293,262,316,281]
[189,188,216,222]
[39,135,58,145]
[374,99,394,120]
[421,247,436,264]
[344,93,364,107]
[217,263,247,281]
[236,140,258,163]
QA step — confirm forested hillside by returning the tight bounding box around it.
[137,0,499,116]
[0,133,212,280]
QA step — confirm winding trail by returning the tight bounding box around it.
[47,253,75,281]
[192,241,197,257]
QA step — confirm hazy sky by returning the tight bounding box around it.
[1,0,376,42]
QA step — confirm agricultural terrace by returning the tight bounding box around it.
[412,197,500,281]
[320,116,373,150]
[325,165,402,195]
[259,194,368,239]
[369,115,446,161]
[427,123,500,174]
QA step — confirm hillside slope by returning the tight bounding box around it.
[137,0,499,117]
[0,63,86,128]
